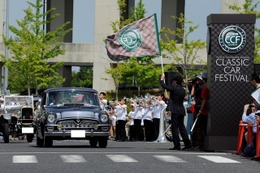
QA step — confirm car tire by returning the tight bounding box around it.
[26,134,34,143]
[98,137,108,148]
[89,138,98,147]
[3,123,10,143]
[44,137,53,147]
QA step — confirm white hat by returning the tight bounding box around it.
[196,72,207,80]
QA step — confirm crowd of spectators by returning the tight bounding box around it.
[98,71,209,151]
[240,73,260,158]
[99,91,167,142]
[98,71,260,157]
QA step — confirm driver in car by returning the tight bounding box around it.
[49,93,62,106]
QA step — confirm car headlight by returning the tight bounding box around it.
[95,113,99,119]
[100,114,108,123]
[47,114,56,123]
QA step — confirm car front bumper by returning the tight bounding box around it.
[44,129,109,138]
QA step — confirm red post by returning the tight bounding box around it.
[254,123,260,159]
[247,122,253,145]
[236,120,246,154]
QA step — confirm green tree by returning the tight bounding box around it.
[228,0,260,62]
[0,0,72,95]
[72,67,93,87]
[106,58,161,96]
[160,13,206,88]
[106,0,162,96]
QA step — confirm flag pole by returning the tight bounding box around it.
[156,55,169,143]
[160,55,168,98]
[160,55,164,74]
[116,61,119,101]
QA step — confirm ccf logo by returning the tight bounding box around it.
[118,27,142,52]
[218,25,246,53]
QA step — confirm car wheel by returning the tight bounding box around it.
[26,134,34,143]
[44,137,53,147]
[3,123,10,143]
[98,137,108,148]
[89,138,98,147]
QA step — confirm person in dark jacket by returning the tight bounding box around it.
[160,73,191,150]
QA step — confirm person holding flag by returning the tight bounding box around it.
[160,73,192,150]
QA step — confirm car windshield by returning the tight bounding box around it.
[47,90,99,107]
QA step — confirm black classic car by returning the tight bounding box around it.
[35,87,110,148]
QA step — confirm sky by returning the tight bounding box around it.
[7,0,221,43]
[5,0,259,74]
[6,0,260,43]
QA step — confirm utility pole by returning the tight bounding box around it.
[3,0,9,95]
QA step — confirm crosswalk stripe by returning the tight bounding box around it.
[60,155,87,163]
[153,155,187,163]
[198,156,241,163]
[106,155,138,162]
[11,154,242,164]
[13,155,38,163]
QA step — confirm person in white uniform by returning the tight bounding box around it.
[115,98,127,141]
[152,93,166,140]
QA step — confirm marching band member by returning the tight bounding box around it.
[115,98,127,141]
[128,104,136,141]
[152,93,167,140]
[99,92,107,111]
[130,98,144,141]
[142,100,155,141]
[106,100,116,140]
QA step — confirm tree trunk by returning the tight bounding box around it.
[27,87,30,96]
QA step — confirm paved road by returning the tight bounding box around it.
[0,139,258,173]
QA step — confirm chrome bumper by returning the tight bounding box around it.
[44,130,109,137]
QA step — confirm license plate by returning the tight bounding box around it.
[22,127,34,134]
[71,130,85,138]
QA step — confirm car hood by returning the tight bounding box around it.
[45,107,101,119]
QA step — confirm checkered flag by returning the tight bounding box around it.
[105,14,161,61]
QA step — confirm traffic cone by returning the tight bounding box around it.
[247,122,254,145]
[235,120,246,154]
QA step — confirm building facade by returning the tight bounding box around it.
[0,0,244,94]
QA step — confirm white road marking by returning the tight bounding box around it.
[13,155,38,163]
[153,155,187,163]
[0,151,228,155]
[106,155,138,162]
[10,154,242,164]
[60,155,86,163]
[198,156,241,163]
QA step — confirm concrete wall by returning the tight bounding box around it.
[161,0,185,42]
[0,0,3,43]
[92,0,119,92]
[47,0,73,42]
[0,0,246,93]
[221,0,245,13]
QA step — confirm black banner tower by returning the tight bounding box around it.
[206,14,256,150]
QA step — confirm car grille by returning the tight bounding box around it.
[58,120,98,129]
